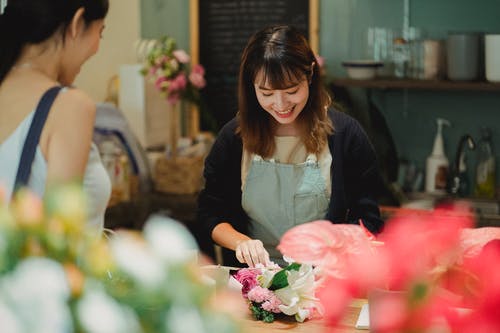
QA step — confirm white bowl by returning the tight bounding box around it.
[342,60,383,80]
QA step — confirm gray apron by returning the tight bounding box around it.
[242,154,329,265]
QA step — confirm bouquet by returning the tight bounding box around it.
[0,185,238,333]
[142,36,206,105]
[232,260,321,323]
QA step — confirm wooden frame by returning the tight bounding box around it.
[190,0,319,61]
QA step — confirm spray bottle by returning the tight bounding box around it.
[425,118,451,193]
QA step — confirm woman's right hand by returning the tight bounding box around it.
[235,239,270,267]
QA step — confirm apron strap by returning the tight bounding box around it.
[14,86,63,191]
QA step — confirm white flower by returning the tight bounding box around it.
[0,300,22,333]
[110,231,166,287]
[274,264,320,322]
[0,258,73,333]
[77,284,142,333]
[166,306,205,333]
[143,215,198,264]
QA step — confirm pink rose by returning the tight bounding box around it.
[173,49,190,63]
[189,64,206,89]
[233,268,261,298]
[167,74,187,94]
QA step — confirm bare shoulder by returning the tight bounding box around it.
[50,88,96,125]
[57,88,95,114]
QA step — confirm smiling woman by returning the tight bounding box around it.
[197,25,385,268]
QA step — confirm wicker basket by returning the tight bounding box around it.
[154,155,204,194]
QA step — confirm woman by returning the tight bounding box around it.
[0,0,110,234]
[197,25,384,267]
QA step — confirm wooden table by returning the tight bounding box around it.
[240,299,368,333]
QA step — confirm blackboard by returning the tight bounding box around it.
[192,0,318,130]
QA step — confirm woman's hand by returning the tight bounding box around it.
[235,239,270,267]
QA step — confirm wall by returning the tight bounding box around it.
[141,0,500,192]
[74,0,141,102]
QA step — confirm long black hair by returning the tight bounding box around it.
[0,0,109,84]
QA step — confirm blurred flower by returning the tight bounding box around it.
[277,203,500,332]
[0,185,239,333]
[142,36,206,106]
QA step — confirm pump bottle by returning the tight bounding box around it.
[425,118,451,193]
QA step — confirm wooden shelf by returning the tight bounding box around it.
[331,77,500,92]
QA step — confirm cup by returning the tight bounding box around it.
[446,33,480,81]
[421,39,445,80]
[485,34,500,82]
[367,27,395,77]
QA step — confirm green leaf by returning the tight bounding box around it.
[250,302,275,323]
[268,263,301,291]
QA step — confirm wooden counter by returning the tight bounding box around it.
[240,299,367,333]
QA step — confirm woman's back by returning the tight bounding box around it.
[0,81,111,232]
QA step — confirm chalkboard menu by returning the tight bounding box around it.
[197,0,312,130]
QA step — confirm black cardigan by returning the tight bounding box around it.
[197,109,384,254]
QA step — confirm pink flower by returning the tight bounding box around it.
[154,76,168,90]
[447,239,500,332]
[277,221,374,279]
[172,49,190,63]
[247,286,273,303]
[459,227,500,259]
[189,64,206,89]
[261,294,283,313]
[167,74,187,94]
[378,205,473,290]
[233,268,261,298]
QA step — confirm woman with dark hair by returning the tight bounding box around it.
[0,0,110,234]
[198,25,384,267]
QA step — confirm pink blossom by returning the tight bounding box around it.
[167,74,187,94]
[189,64,206,89]
[154,76,168,90]
[172,49,190,63]
[233,268,261,298]
[277,221,374,279]
[261,294,283,313]
[447,239,500,332]
[459,227,500,259]
[247,286,273,303]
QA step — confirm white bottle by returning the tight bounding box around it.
[425,118,451,193]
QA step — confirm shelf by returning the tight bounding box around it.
[330,78,500,92]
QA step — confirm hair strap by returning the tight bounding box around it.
[14,86,63,191]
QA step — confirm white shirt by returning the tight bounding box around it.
[0,110,111,234]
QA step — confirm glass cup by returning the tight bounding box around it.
[367,27,395,77]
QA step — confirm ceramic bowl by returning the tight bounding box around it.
[342,60,383,79]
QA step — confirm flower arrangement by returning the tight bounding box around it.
[232,260,321,323]
[142,36,206,105]
[0,185,238,333]
[277,206,500,332]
